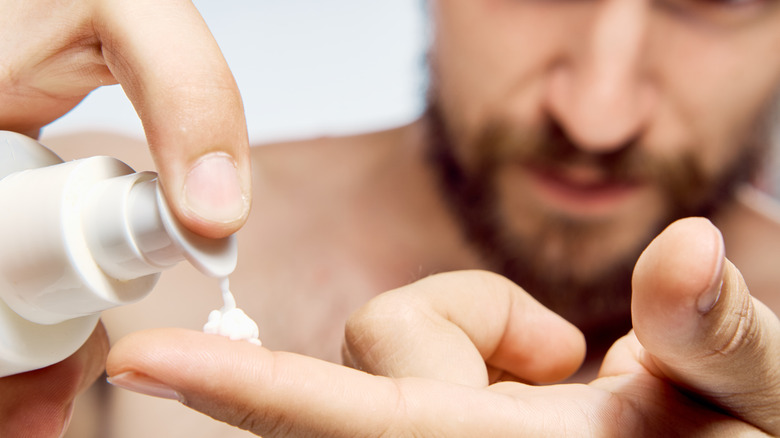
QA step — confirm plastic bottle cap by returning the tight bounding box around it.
[83,172,237,280]
[155,183,237,278]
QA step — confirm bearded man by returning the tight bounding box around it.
[2,1,780,437]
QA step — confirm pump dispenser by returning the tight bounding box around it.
[0,131,237,377]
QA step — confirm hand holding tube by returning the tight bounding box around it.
[0,0,252,238]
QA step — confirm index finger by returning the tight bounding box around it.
[95,0,251,238]
[105,328,587,437]
[106,329,439,437]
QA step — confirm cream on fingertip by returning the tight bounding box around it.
[203,277,262,346]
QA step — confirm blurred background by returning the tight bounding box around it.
[42,0,428,145]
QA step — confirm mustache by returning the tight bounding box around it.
[472,119,712,211]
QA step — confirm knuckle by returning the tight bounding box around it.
[344,296,405,365]
[344,292,429,374]
[706,283,760,360]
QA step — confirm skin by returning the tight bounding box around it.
[103,220,780,436]
[0,0,252,238]
[57,135,780,437]
[3,0,780,436]
[0,0,251,436]
[428,0,780,287]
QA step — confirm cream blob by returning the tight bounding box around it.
[203,277,262,346]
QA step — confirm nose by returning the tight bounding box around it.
[545,0,656,153]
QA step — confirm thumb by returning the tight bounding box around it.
[632,217,780,436]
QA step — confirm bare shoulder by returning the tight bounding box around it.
[251,125,416,194]
[245,121,437,264]
[716,186,780,312]
[245,126,415,252]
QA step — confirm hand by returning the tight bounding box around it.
[0,0,252,238]
[104,218,779,436]
[0,323,109,438]
[1,1,250,435]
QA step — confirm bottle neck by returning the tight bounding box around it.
[83,172,184,281]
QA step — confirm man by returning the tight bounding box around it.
[3,0,780,437]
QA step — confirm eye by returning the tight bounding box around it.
[703,0,754,4]
[685,0,763,6]
[658,0,773,27]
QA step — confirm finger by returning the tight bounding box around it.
[632,217,780,435]
[0,1,115,135]
[344,270,586,386]
[112,329,755,437]
[0,322,108,438]
[94,0,251,238]
[107,328,596,437]
[107,329,532,437]
[108,329,407,437]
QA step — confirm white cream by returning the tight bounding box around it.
[203,277,262,346]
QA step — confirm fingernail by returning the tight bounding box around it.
[183,152,247,224]
[697,253,725,314]
[697,277,723,314]
[108,372,183,402]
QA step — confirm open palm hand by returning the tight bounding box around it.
[107,218,779,437]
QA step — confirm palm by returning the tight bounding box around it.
[339,333,762,437]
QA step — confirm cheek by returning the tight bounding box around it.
[430,1,582,142]
[648,18,780,179]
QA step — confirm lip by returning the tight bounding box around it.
[522,163,644,218]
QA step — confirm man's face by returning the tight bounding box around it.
[426,0,780,328]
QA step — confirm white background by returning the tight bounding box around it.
[42,0,428,144]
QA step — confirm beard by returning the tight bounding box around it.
[424,98,766,347]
